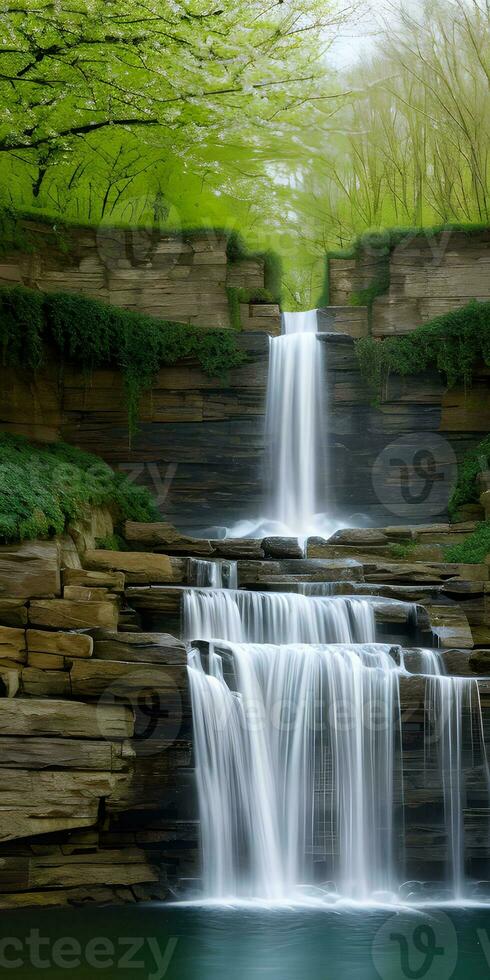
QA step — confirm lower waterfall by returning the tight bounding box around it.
[187,589,489,903]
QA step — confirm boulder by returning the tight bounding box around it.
[93,630,186,664]
[21,668,72,698]
[26,629,94,659]
[63,585,114,601]
[83,550,185,584]
[67,504,114,555]
[28,599,118,631]
[261,537,304,559]
[124,521,214,555]
[237,558,363,585]
[211,538,265,559]
[63,567,125,592]
[0,698,133,739]
[326,528,389,546]
[0,540,60,598]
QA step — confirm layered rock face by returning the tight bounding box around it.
[328,229,490,336]
[0,222,280,332]
[1,521,489,908]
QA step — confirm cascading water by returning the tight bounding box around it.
[187,590,489,902]
[184,590,376,644]
[229,308,346,539]
[188,558,237,589]
[265,310,327,536]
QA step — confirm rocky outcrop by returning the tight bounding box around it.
[328,230,490,337]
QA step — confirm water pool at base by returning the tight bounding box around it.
[2,904,490,980]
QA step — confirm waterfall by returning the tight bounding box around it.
[188,640,402,900]
[265,310,326,536]
[184,590,376,645]
[187,591,489,902]
[189,558,237,589]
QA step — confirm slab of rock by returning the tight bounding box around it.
[427,604,474,649]
[123,586,182,614]
[27,849,158,889]
[0,698,133,739]
[63,567,125,592]
[237,558,363,585]
[325,528,389,547]
[261,537,304,559]
[21,668,72,698]
[211,538,265,559]
[124,521,214,555]
[27,628,94,659]
[83,550,185,584]
[0,626,26,664]
[69,659,188,698]
[0,599,28,627]
[63,585,114,601]
[28,599,118,631]
[93,630,186,664]
[0,737,115,771]
[0,540,60,598]
[27,652,65,670]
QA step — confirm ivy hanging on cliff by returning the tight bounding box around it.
[354,301,490,405]
[0,433,160,543]
[0,286,247,434]
[448,435,490,522]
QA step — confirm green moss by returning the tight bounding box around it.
[226,287,241,331]
[0,433,160,544]
[445,521,490,563]
[226,231,282,304]
[448,435,490,521]
[354,300,490,405]
[0,286,247,434]
[95,532,128,551]
[388,541,417,559]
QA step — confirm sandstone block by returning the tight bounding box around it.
[0,626,26,664]
[28,599,118,631]
[124,521,214,555]
[93,630,186,664]
[63,567,125,592]
[27,628,94,658]
[0,540,60,598]
[83,550,185,584]
[69,659,187,698]
[0,698,133,739]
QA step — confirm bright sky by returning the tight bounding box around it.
[330,0,423,67]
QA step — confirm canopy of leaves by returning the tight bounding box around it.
[0,432,160,543]
[0,285,247,432]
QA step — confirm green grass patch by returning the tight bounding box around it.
[445,521,490,563]
[448,435,490,521]
[0,286,247,434]
[0,433,160,544]
[388,541,418,559]
[354,300,490,404]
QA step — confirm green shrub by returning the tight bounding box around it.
[355,301,490,404]
[0,433,160,543]
[445,521,490,563]
[0,286,247,433]
[388,541,417,559]
[448,435,490,520]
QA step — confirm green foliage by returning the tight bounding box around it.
[226,287,242,331]
[227,232,283,303]
[445,522,490,564]
[388,541,417,559]
[355,301,490,404]
[235,287,275,304]
[0,433,160,544]
[0,286,247,433]
[95,533,128,552]
[448,435,490,521]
